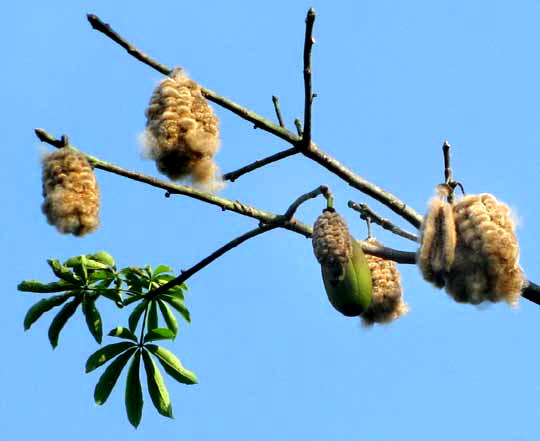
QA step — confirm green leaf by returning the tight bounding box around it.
[47,259,81,284]
[94,347,136,405]
[128,300,148,334]
[82,294,103,344]
[123,294,143,307]
[88,251,116,268]
[86,341,137,373]
[63,255,91,281]
[143,328,176,343]
[162,285,185,300]
[125,350,143,428]
[88,270,114,284]
[23,293,72,330]
[157,300,178,336]
[161,295,191,323]
[153,265,172,276]
[65,255,108,271]
[142,350,173,418]
[147,300,159,332]
[95,288,123,306]
[18,280,77,293]
[108,326,138,342]
[48,297,81,349]
[120,268,148,294]
[145,344,198,385]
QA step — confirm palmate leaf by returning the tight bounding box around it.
[18,280,77,294]
[157,299,178,336]
[161,295,190,323]
[147,300,159,332]
[88,251,116,268]
[48,297,82,349]
[143,328,175,343]
[128,300,147,334]
[125,350,143,428]
[82,294,103,344]
[23,293,72,330]
[47,259,81,284]
[142,349,173,418]
[108,326,138,342]
[145,344,198,385]
[94,347,137,405]
[86,341,138,373]
[153,265,172,276]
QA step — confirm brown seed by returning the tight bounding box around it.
[41,148,99,236]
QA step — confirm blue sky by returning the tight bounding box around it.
[5,1,540,440]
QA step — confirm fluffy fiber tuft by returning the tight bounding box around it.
[362,238,408,326]
[446,194,523,306]
[141,68,223,191]
[312,210,352,282]
[41,148,100,236]
[417,188,456,287]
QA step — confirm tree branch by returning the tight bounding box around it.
[222,147,299,182]
[282,185,331,220]
[272,95,285,128]
[87,13,171,76]
[302,8,316,149]
[83,12,540,306]
[34,128,311,237]
[348,201,419,242]
[86,12,423,229]
[146,185,333,298]
[147,224,278,300]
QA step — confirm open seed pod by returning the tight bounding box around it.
[417,185,456,288]
[445,193,523,306]
[362,238,408,326]
[41,148,100,236]
[141,68,223,191]
[312,209,372,316]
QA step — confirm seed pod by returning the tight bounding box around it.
[445,194,523,306]
[41,148,100,236]
[141,68,223,191]
[417,185,456,288]
[312,210,372,316]
[362,238,408,326]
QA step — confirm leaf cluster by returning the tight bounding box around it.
[18,252,196,427]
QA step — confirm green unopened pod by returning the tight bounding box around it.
[312,209,372,316]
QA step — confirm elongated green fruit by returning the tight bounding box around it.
[321,238,372,316]
[312,209,372,316]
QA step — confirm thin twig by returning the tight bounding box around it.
[302,8,316,150]
[294,119,303,137]
[87,14,171,75]
[283,185,331,220]
[35,128,311,237]
[148,185,326,299]
[442,140,455,203]
[147,224,278,300]
[272,96,285,128]
[443,140,452,185]
[348,201,419,242]
[303,146,422,228]
[86,11,423,228]
[222,147,299,182]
